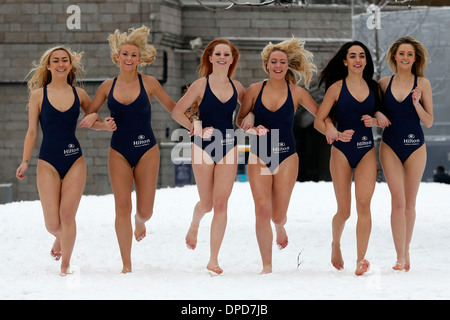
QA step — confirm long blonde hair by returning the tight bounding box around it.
[261,38,317,88]
[108,25,156,68]
[386,36,428,77]
[27,46,84,92]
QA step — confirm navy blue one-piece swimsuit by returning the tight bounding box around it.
[39,86,82,179]
[193,76,238,163]
[250,80,296,172]
[382,75,424,163]
[107,74,157,168]
[332,79,375,169]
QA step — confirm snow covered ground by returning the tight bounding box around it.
[1,181,449,300]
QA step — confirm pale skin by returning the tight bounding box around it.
[16,50,93,276]
[81,44,175,274]
[171,43,246,274]
[237,50,321,274]
[377,43,433,271]
[314,45,385,275]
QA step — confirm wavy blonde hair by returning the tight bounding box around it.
[26,46,84,92]
[386,36,428,77]
[108,25,156,68]
[261,38,317,88]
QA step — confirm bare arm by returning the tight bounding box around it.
[79,80,116,131]
[144,75,176,113]
[314,82,353,143]
[16,90,41,180]
[172,78,205,130]
[413,77,433,128]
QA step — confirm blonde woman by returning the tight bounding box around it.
[82,26,175,273]
[237,38,320,274]
[378,37,433,271]
[16,46,93,276]
[171,39,246,274]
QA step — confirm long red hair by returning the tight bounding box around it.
[198,39,239,78]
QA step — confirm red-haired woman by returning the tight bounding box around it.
[172,39,246,274]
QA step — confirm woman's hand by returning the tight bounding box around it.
[411,86,422,106]
[338,129,354,142]
[16,161,28,180]
[103,117,117,131]
[79,113,99,128]
[374,111,391,128]
[240,112,255,131]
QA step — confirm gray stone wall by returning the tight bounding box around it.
[0,0,356,201]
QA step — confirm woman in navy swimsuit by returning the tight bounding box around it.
[377,37,433,271]
[84,26,175,273]
[237,38,320,274]
[315,41,384,276]
[16,46,93,276]
[172,39,245,275]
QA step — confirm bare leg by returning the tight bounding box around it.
[272,154,298,250]
[108,148,134,274]
[37,161,62,261]
[329,147,353,271]
[248,156,273,274]
[354,149,376,275]
[402,145,426,271]
[59,157,86,275]
[188,144,214,250]
[133,145,160,242]
[207,148,238,274]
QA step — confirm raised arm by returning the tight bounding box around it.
[172,78,204,130]
[414,77,433,128]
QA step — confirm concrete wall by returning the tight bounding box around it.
[0,0,357,201]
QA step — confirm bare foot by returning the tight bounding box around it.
[259,265,272,274]
[60,266,71,277]
[355,259,370,276]
[207,261,223,275]
[331,242,344,270]
[275,225,288,249]
[405,251,410,272]
[134,214,146,242]
[185,225,199,250]
[121,266,132,274]
[50,240,62,261]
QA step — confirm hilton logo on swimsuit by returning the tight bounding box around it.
[63,143,80,156]
[221,133,235,146]
[357,136,372,149]
[273,142,290,154]
[133,135,151,147]
[404,134,420,146]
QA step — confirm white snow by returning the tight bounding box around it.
[1,181,449,300]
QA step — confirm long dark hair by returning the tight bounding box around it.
[318,41,382,112]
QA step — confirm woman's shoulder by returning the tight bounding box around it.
[29,87,44,100]
[417,76,430,87]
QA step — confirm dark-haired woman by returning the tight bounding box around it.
[314,41,386,276]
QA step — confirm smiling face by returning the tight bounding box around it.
[117,44,140,71]
[267,50,288,80]
[47,49,72,79]
[343,45,366,74]
[209,43,233,71]
[394,43,416,71]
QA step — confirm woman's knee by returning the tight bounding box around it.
[115,199,132,217]
[255,202,271,221]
